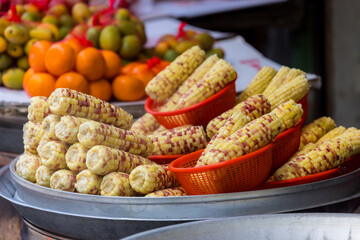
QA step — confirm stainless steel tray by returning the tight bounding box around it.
[2,157,360,239]
[123,213,360,240]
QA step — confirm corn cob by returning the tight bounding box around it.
[86,145,156,175]
[129,164,180,194]
[130,113,160,136]
[282,68,305,84]
[100,172,138,196]
[177,59,237,109]
[206,94,271,138]
[159,54,219,112]
[75,169,102,195]
[264,74,311,110]
[151,126,207,155]
[315,126,346,146]
[262,66,291,96]
[236,66,277,104]
[55,116,88,144]
[23,121,44,155]
[272,99,303,130]
[38,140,68,170]
[145,46,206,102]
[340,127,360,155]
[35,165,56,187]
[151,125,168,136]
[41,115,61,141]
[78,120,154,157]
[200,112,283,166]
[65,143,89,174]
[37,138,50,156]
[27,96,51,123]
[48,88,133,129]
[145,187,188,197]
[299,116,336,149]
[50,169,76,192]
[273,137,352,180]
[16,153,41,183]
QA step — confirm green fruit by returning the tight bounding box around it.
[59,15,74,28]
[164,49,179,62]
[17,56,29,69]
[47,4,69,17]
[135,24,147,45]
[206,48,224,58]
[99,25,121,51]
[58,26,71,40]
[115,8,131,20]
[86,27,100,48]
[194,33,215,51]
[2,68,24,89]
[116,20,137,36]
[0,36,7,53]
[29,27,55,41]
[175,40,198,54]
[0,18,10,36]
[24,38,38,55]
[119,35,141,59]
[4,24,29,45]
[42,15,59,27]
[0,54,14,70]
[6,43,24,58]
[21,11,41,22]
[72,2,91,24]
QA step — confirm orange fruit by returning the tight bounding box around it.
[55,71,90,94]
[152,60,170,74]
[45,42,76,76]
[23,68,35,93]
[62,37,84,55]
[26,73,56,97]
[112,75,145,101]
[101,50,122,79]
[28,40,52,72]
[76,47,105,81]
[89,79,112,101]
[129,63,156,86]
[120,61,142,75]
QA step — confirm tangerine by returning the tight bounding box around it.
[89,79,112,101]
[62,37,84,55]
[45,42,76,76]
[76,47,105,81]
[55,72,90,94]
[112,75,145,101]
[23,68,35,93]
[26,73,56,97]
[28,40,52,72]
[101,50,122,79]
[120,61,142,75]
[129,63,155,86]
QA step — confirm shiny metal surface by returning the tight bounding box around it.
[123,213,360,240]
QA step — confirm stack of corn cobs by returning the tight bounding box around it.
[17,46,360,197]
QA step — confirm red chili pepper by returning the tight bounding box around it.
[8,5,21,22]
[176,22,187,40]
[147,57,162,70]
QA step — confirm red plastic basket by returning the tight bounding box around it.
[169,143,273,195]
[145,80,237,129]
[256,153,360,190]
[148,154,184,165]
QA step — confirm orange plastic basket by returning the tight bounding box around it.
[145,79,236,129]
[169,143,273,195]
[256,153,360,190]
[148,154,184,165]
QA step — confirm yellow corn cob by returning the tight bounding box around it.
[130,113,160,136]
[273,137,352,180]
[65,143,89,174]
[151,126,207,155]
[23,121,44,154]
[206,94,271,138]
[38,140,68,170]
[48,88,133,130]
[236,66,277,104]
[78,120,154,157]
[50,169,76,192]
[27,96,51,123]
[200,112,283,165]
[16,153,41,183]
[151,125,168,136]
[159,54,219,112]
[340,127,360,155]
[55,116,88,144]
[75,169,102,195]
[272,99,303,130]
[145,187,188,197]
[35,165,56,187]
[262,66,291,96]
[282,68,305,84]
[264,74,311,110]
[41,115,61,141]
[129,164,180,194]
[316,126,346,146]
[37,138,50,156]
[299,116,336,149]
[100,172,138,197]
[86,145,156,175]
[145,46,206,102]
[177,59,237,109]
